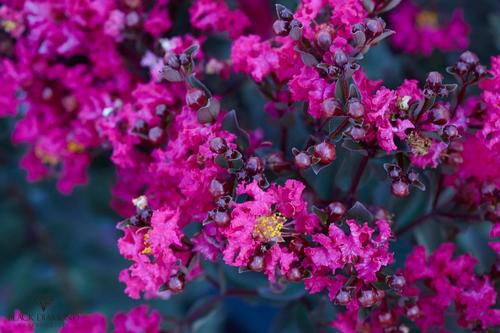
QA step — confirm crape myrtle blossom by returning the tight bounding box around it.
[0,0,499,332]
[0,305,161,332]
[388,0,469,55]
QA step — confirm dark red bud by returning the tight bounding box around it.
[286,265,304,282]
[391,180,410,198]
[405,304,420,321]
[212,210,230,227]
[428,105,450,125]
[459,51,479,66]
[335,288,352,305]
[148,126,164,145]
[186,89,208,110]
[425,71,444,90]
[313,141,336,164]
[350,126,367,141]
[209,178,226,197]
[209,137,228,154]
[246,156,265,175]
[322,98,343,118]
[268,152,288,173]
[327,202,347,221]
[387,274,406,291]
[294,152,311,169]
[168,274,185,293]
[358,288,377,308]
[442,124,459,141]
[248,255,264,272]
[316,29,332,51]
[347,100,365,119]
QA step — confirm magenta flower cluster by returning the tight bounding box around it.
[0,0,498,332]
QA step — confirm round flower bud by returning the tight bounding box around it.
[335,288,352,306]
[442,124,460,141]
[322,98,343,118]
[209,137,228,154]
[387,165,403,180]
[349,126,367,141]
[391,180,410,198]
[313,141,336,164]
[294,152,311,169]
[246,156,265,175]
[428,105,450,125]
[333,49,348,67]
[248,255,264,272]
[273,20,289,36]
[405,304,420,321]
[365,18,384,38]
[425,71,444,90]
[327,202,346,221]
[212,210,230,227]
[378,311,395,327]
[186,88,208,110]
[209,178,226,197]
[459,51,479,66]
[315,29,333,51]
[358,288,377,308]
[168,274,185,293]
[133,119,147,134]
[148,126,164,146]
[347,99,365,119]
[286,265,304,282]
[387,274,406,291]
[215,195,231,210]
[164,53,180,69]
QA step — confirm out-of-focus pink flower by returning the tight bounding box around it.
[389,0,469,55]
[190,0,250,39]
[0,311,34,333]
[112,305,161,333]
[60,313,107,333]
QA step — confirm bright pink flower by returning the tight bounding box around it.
[479,56,500,149]
[231,35,279,82]
[389,0,469,55]
[190,0,250,39]
[0,311,34,333]
[112,305,161,333]
[60,313,106,333]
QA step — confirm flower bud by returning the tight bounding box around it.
[294,152,311,169]
[333,49,348,67]
[168,274,185,293]
[209,137,228,154]
[212,210,230,227]
[335,288,352,305]
[248,255,264,272]
[315,29,333,51]
[405,304,420,321]
[387,274,406,291]
[186,88,208,110]
[441,124,459,141]
[164,53,180,69]
[358,288,377,308]
[425,71,444,90]
[428,105,450,125]
[148,126,164,146]
[273,20,289,36]
[322,98,343,118]
[286,265,304,282]
[209,178,226,197]
[347,99,365,119]
[365,18,385,38]
[327,202,346,221]
[349,126,367,141]
[459,51,479,66]
[246,156,265,175]
[313,141,336,164]
[391,180,410,197]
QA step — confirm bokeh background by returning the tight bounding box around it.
[0,0,499,332]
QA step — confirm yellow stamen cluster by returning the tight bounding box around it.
[416,10,439,28]
[2,20,17,33]
[67,141,85,153]
[35,146,59,166]
[141,233,152,255]
[407,131,432,156]
[253,212,286,243]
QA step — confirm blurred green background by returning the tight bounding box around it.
[0,0,499,332]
